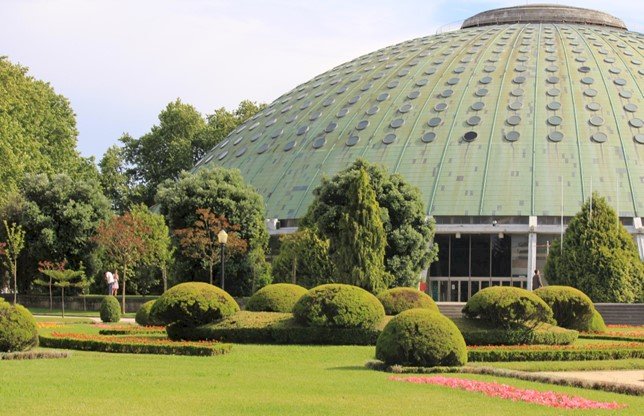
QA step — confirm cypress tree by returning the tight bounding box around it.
[544,192,643,303]
[333,168,392,292]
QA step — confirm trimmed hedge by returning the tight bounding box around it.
[0,300,39,352]
[453,318,578,346]
[246,283,308,313]
[39,333,232,356]
[462,286,554,328]
[534,286,596,331]
[135,300,157,326]
[376,288,438,315]
[1,350,70,360]
[468,348,644,362]
[588,309,607,332]
[150,282,239,327]
[100,296,121,323]
[293,284,385,329]
[166,311,380,345]
[376,309,468,367]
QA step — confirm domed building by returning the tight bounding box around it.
[193,4,644,301]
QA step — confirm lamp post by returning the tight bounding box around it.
[217,229,228,289]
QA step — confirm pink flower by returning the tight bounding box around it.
[390,376,625,409]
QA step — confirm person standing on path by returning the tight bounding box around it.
[532,269,543,290]
[112,271,119,296]
[105,271,114,295]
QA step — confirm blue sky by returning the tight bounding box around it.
[1,0,642,160]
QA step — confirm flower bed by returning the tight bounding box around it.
[468,342,644,362]
[39,332,231,356]
[390,376,625,409]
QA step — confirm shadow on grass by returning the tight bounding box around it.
[326,365,370,371]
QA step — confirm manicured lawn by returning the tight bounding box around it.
[29,307,136,318]
[2,319,643,416]
[470,358,644,372]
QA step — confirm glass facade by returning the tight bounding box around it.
[428,233,528,302]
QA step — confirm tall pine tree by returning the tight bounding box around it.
[544,192,643,303]
[333,168,392,292]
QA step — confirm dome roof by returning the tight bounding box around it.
[193,5,644,220]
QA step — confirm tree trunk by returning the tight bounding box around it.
[61,287,65,319]
[209,261,213,286]
[291,256,297,284]
[162,267,167,293]
[49,277,53,311]
[12,256,17,305]
[121,265,127,315]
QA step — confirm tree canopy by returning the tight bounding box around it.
[544,193,644,303]
[302,159,437,287]
[0,56,90,205]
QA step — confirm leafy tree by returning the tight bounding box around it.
[34,260,66,310]
[332,168,392,292]
[303,159,437,287]
[0,173,111,292]
[94,212,150,312]
[98,145,131,213]
[544,193,644,303]
[0,56,93,205]
[156,167,270,296]
[175,209,247,288]
[0,221,26,304]
[272,229,335,288]
[36,265,85,318]
[130,204,173,294]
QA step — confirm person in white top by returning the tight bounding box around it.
[112,271,119,296]
[105,271,114,295]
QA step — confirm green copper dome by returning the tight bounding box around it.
[193,5,644,220]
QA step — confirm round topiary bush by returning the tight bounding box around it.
[100,296,121,323]
[0,300,39,352]
[376,308,467,367]
[292,284,385,329]
[246,283,308,313]
[377,287,438,315]
[150,282,239,327]
[534,285,595,331]
[135,300,158,326]
[587,309,607,332]
[462,286,554,328]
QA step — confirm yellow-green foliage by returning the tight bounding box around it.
[100,296,121,323]
[377,287,438,315]
[293,284,385,329]
[150,282,239,327]
[376,309,467,367]
[462,286,554,328]
[0,299,38,352]
[135,300,158,326]
[246,284,308,313]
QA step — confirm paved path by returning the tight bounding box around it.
[538,370,644,388]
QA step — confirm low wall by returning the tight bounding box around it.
[436,302,643,326]
[0,294,159,313]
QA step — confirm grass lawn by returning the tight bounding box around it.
[29,307,136,319]
[1,319,643,416]
[470,359,644,372]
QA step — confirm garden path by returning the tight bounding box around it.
[538,370,644,388]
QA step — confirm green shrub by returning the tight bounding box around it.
[468,348,644,362]
[534,286,595,331]
[100,296,121,323]
[377,287,438,315]
[462,286,554,328]
[150,282,239,327]
[376,309,467,367]
[39,333,231,356]
[246,283,308,313]
[452,318,578,345]
[0,300,39,352]
[587,309,607,332]
[135,300,157,326]
[293,284,384,329]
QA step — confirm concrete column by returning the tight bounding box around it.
[526,216,538,291]
[634,218,644,261]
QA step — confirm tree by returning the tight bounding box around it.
[175,209,247,287]
[130,204,173,293]
[272,229,335,288]
[94,213,150,312]
[331,168,392,292]
[1,173,111,292]
[34,260,67,310]
[156,166,270,296]
[302,159,438,287]
[36,263,85,318]
[0,57,93,206]
[544,193,644,303]
[0,220,26,304]
[98,145,131,213]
